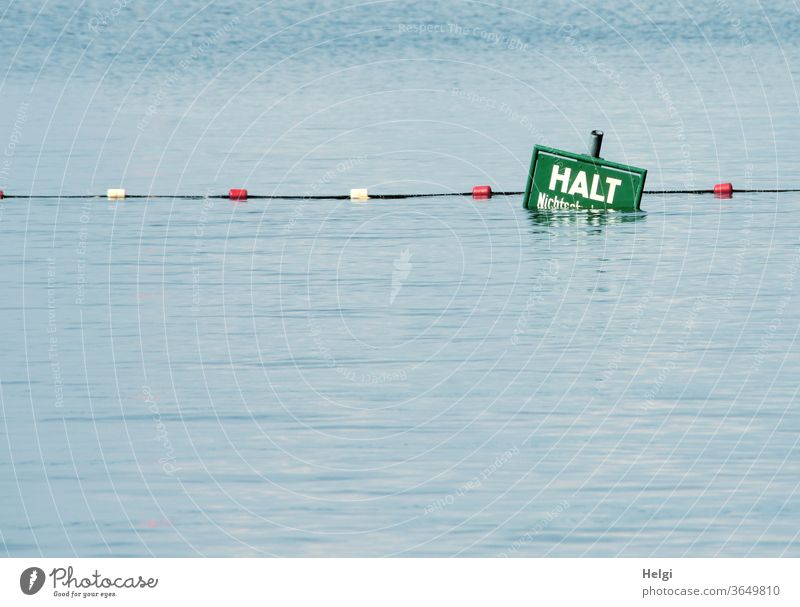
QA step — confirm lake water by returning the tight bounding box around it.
[1,0,799,556]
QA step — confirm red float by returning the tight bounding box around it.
[229,188,248,200]
[713,182,733,198]
[472,185,492,199]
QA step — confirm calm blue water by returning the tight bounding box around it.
[1,0,799,556]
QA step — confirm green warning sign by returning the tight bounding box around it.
[523,145,647,212]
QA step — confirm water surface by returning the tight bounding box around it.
[1,0,798,556]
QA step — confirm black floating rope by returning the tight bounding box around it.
[645,188,800,194]
[1,188,799,200]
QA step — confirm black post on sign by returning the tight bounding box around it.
[588,130,604,158]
